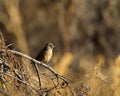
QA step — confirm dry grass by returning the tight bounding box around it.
[0,31,120,96]
[0,32,75,96]
[0,0,120,96]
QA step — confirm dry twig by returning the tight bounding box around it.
[1,49,75,96]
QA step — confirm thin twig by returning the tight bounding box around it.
[0,31,5,41]
[33,62,41,89]
[0,71,38,92]
[8,50,69,83]
[0,88,11,96]
[7,43,14,48]
[3,49,74,96]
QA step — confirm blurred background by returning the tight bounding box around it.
[0,0,120,95]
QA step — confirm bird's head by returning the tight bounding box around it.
[45,42,55,50]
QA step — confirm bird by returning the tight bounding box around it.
[36,42,55,64]
[33,43,55,88]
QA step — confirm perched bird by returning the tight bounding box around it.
[36,42,55,64]
[33,43,55,88]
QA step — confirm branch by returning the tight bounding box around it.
[1,49,74,96]
[33,62,41,89]
[0,88,11,96]
[0,71,38,92]
[8,50,69,83]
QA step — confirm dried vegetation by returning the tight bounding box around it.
[0,0,120,96]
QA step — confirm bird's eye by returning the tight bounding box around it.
[47,43,55,48]
[50,45,53,47]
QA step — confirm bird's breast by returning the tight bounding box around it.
[44,49,53,63]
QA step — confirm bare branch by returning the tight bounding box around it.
[0,71,38,92]
[33,63,41,89]
[8,50,69,83]
[8,50,74,96]
[0,30,5,41]
[1,49,74,95]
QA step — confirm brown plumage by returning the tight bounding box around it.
[36,42,55,63]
